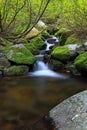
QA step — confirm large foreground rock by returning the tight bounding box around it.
[49,90,87,130]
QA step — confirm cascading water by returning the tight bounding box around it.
[29,36,66,78]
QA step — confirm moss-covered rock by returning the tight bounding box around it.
[24,37,46,53]
[65,35,76,45]
[41,30,51,39]
[4,65,29,76]
[51,60,63,70]
[51,45,76,63]
[4,44,35,65]
[55,28,73,45]
[74,52,87,75]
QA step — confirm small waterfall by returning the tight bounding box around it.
[29,36,66,78]
[36,61,48,70]
[45,40,54,51]
[30,61,65,78]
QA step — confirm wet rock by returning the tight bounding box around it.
[47,38,56,44]
[74,52,87,75]
[68,64,81,76]
[49,90,87,130]
[50,59,64,71]
[4,65,29,76]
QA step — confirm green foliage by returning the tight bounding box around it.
[0,0,50,40]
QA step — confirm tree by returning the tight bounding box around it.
[0,0,50,42]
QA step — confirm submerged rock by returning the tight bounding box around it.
[49,90,87,130]
[4,65,29,76]
[74,52,87,75]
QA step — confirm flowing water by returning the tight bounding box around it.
[0,37,87,130]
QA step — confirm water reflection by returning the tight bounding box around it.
[0,76,86,130]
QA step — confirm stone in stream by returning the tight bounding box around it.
[49,90,87,130]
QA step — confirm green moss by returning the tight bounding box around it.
[41,31,50,38]
[4,65,29,76]
[74,52,87,69]
[51,45,72,62]
[24,37,45,53]
[4,45,35,65]
[65,35,76,45]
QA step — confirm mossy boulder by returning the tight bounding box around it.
[74,52,87,75]
[51,45,77,63]
[24,37,46,53]
[4,65,29,76]
[4,44,35,65]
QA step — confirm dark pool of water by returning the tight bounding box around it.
[0,76,87,130]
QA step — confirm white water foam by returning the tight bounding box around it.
[29,61,66,78]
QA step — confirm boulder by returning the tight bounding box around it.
[35,20,47,31]
[24,37,46,53]
[25,27,39,39]
[4,44,35,65]
[0,50,10,72]
[4,65,29,76]
[51,45,77,63]
[49,90,87,130]
[74,52,87,75]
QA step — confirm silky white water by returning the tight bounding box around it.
[30,61,65,78]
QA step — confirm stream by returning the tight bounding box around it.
[0,36,87,130]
